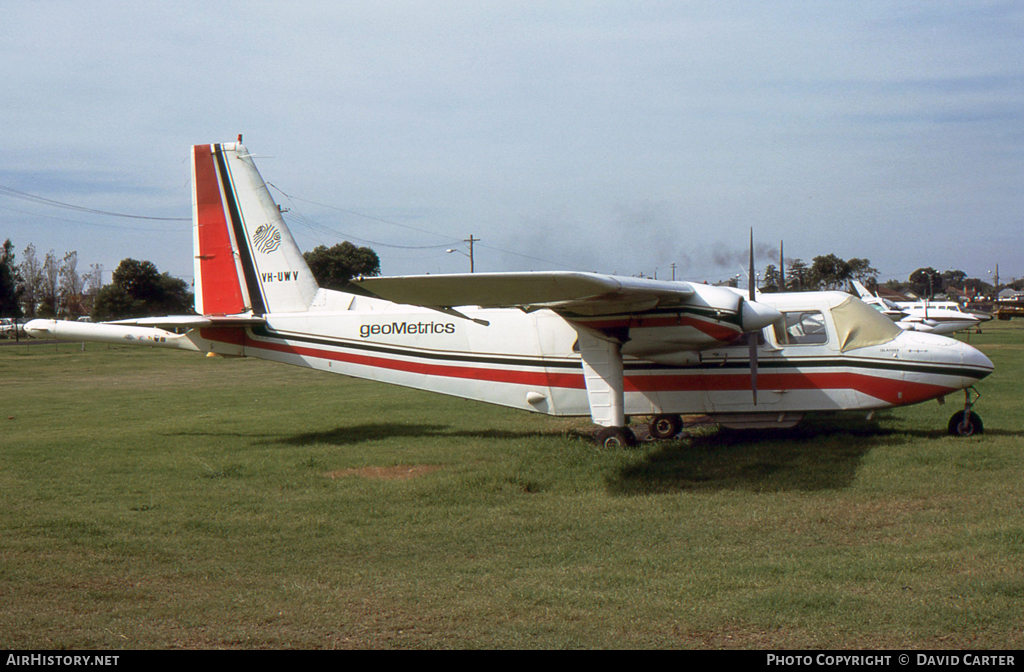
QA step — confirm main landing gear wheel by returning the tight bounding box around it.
[648,414,683,440]
[596,426,638,448]
[948,410,983,437]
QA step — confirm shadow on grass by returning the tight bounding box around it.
[608,415,907,496]
[277,423,544,446]
[169,423,549,447]
[168,414,1022,494]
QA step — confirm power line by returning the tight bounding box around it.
[267,183,463,243]
[2,180,594,273]
[474,242,590,272]
[281,212,451,251]
[0,204,182,232]
[269,183,591,271]
[0,185,190,221]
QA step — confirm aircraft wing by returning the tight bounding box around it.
[108,315,266,328]
[349,271,695,317]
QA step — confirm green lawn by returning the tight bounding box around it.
[1,324,1022,649]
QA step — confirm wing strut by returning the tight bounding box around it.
[576,330,626,428]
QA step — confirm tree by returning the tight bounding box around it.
[0,239,22,318]
[963,277,991,296]
[942,269,967,290]
[84,264,104,295]
[760,264,781,293]
[809,254,851,291]
[91,284,134,321]
[81,264,105,317]
[847,258,879,287]
[17,243,43,318]
[59,251,85,318]
[909,267,942,299]
[303,242,380,290]
[786,259,810,291]
[92,258,194,321]
[38,250,59,318]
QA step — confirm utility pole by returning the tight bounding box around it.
[446,234,480,273]
[989,264,1000,300]
[467,234,478,273]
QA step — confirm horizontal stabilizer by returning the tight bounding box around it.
[23,319,200,351]
[350,271,695,317]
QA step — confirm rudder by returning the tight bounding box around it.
[191,142,318,316]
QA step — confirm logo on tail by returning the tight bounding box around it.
[252,224,282,254]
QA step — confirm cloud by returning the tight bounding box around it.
[1,3,1022,284]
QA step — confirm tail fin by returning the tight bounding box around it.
[850,279,873,299]
[191,142,318,316]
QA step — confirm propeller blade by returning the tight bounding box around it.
[748,228,758,405]
[779,240,785,291]
[749,338,758,406]
[749,229,756,302]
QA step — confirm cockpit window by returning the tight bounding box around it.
[830,296,902,351]
[773,298,901,351]
[774,311,828,345]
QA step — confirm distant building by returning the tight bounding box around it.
[997,288,1024,301]
[945,286,975,304]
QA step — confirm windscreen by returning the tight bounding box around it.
[831,296,902,352]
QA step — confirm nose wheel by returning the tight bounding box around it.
[596,426,638,448]
[648,414,683,439]
[948,387,983,436]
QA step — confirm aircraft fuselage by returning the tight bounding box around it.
[169,287,991,426]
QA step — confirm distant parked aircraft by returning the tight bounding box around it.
[851,281,988,336]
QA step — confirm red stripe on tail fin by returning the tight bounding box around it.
[192,144,247,315]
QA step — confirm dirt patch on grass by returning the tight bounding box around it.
[325,465,441,480]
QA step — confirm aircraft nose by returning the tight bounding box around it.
[960,341,994,381]
[741,299,782,332]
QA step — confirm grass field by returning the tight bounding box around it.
[1,324,1022,649]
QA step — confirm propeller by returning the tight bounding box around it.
[779,240,785,292]
[737,231,783,405]
[748,229,758,405]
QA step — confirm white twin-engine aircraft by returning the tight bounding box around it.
[26,142,994,444]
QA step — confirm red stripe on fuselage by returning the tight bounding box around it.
[202,329,586,389]
[193,145,246,315]
[628,370,952,406]
[201,330,958,407]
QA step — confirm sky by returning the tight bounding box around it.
[2,1,1022,289]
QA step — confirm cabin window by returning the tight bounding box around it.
[774,311,828,345]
